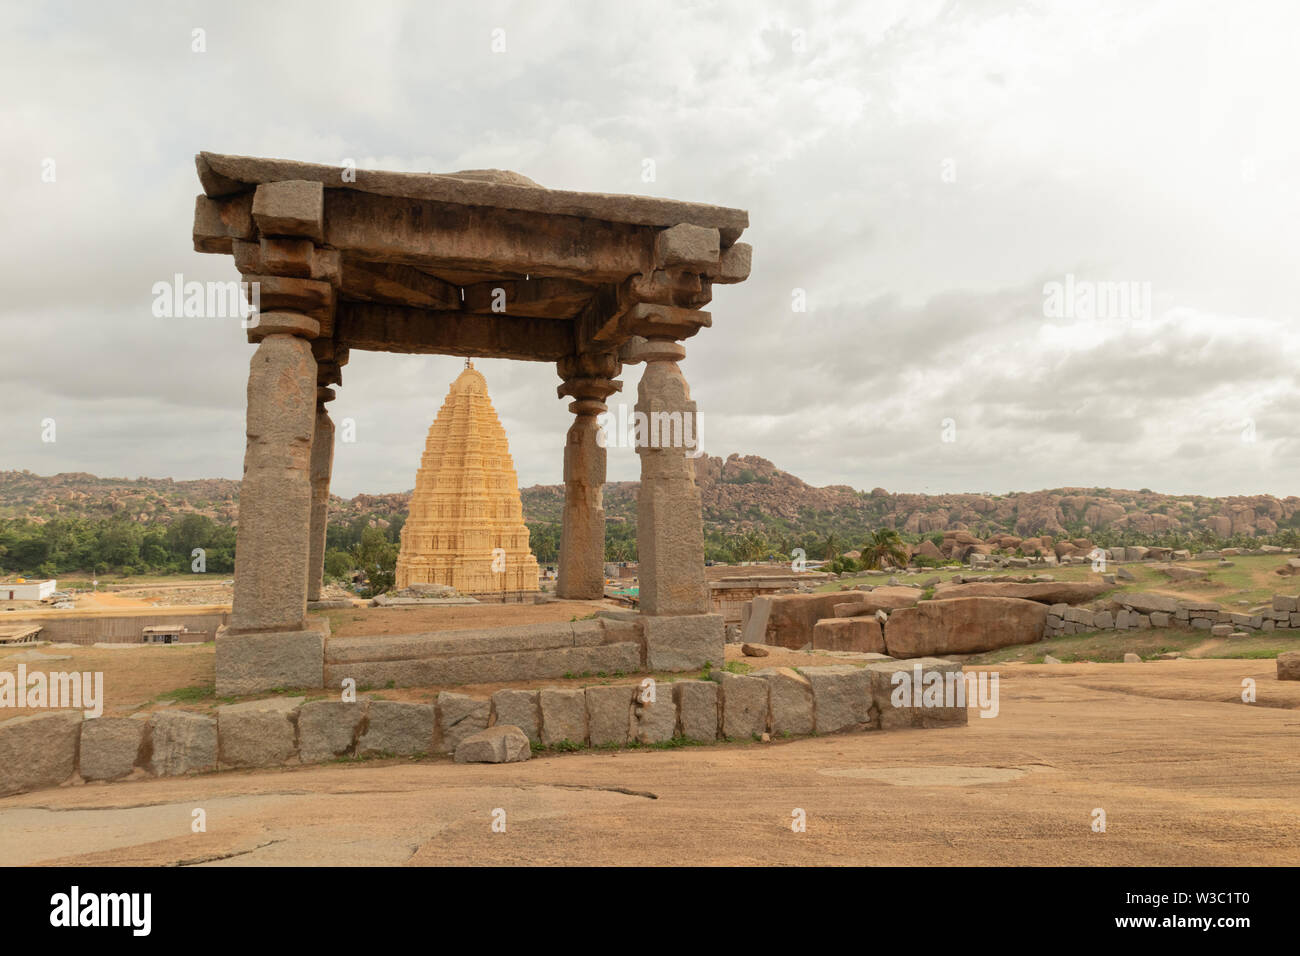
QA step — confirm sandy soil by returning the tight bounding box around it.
[1,659,1297,866]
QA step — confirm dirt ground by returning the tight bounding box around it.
[2,659,1297,866]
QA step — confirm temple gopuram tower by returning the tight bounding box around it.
[396,362,540,596]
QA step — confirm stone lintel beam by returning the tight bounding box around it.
[252,180,325,242]
[463,277,596,318]
[323,190,655,283]
[336,301,574,361]
[576,273,711,350]
[196,151,749,244]
[338,258,461,310]
[193,193,255,254]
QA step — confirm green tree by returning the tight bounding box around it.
[860,528,909,570]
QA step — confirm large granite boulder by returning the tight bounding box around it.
[884,597,1047,657]
[811,616,886,653]
[79,715,146,781]
[746,589,917,649]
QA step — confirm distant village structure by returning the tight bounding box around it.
[395,362,540,598]
[191,151,751,693]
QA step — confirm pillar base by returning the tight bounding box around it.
[641,613,724,671]
[215,622,328,696]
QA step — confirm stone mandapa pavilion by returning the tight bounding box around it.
[191,152,751,694]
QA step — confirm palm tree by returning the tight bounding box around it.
[860,528,910,570]
[822,532,842,564]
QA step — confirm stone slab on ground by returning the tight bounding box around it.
[712,671,768,739]
[539,688,588,747]
[585,684,635,746]
[454,725,531,764]
[673,679,718,742]
[1279,652,1300,681]
[491,689,541,745]
[79,716,147,782]
[217,697,304,769]
[642,613,725,671]
[436,692,490,753]
[215,625,325,696]
[634,682,678,743]
[147,711,217,776]
[357,700,435,757]
[801,665,875,734]
[0,711,81,795]
[751,666,814,736]
[297,700,365,762]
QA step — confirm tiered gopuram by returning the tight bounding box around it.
[395,362,540,595]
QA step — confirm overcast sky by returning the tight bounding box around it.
[2,0,1298,500]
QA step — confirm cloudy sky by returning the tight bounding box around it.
[2,0,1298,500]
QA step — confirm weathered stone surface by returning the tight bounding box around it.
[801,665,875,733]
[643,613,724,671]
[228,333,318,635]
[436,692,490,753]
[884,597,1047,658]
[863,658,968,728]
[297,700,364,762]
[1278,652,1300,681]
[540,688,588,746]
[252,179,324,241]
[454,725,531,763]
[1150,611,1171,627]
[673,679,718,741]
[933,581,1110,605]
[215,626,325,697]
[0,711,81,795]
[1123,652,1142,663]
[1117,592,1182,615]
[147,711,217,776]
[741,642,770,657]
[357,700,435,757]
[749,590,913,650]
[491,689,541,745]
[556,405,608,599]
[634,681,678,743]
[79,716,146,782]
[811,616,886,653]
[713,671,769,739]
[217,696,303,768]
[585,685,635,746]
[655,222,720,270]
[751,667,814,736]
[1274,595,1299,613]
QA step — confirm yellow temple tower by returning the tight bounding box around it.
[396,362,540,595]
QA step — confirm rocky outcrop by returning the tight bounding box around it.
[884,597,1048,658]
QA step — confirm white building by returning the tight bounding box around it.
[1,579,56,601]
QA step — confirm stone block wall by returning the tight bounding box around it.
[1046,594,1300,638]
[0,659,967,797]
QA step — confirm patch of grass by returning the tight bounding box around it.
[723,660,751,675]
[155,685,214,704]
[548,738,585,753]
